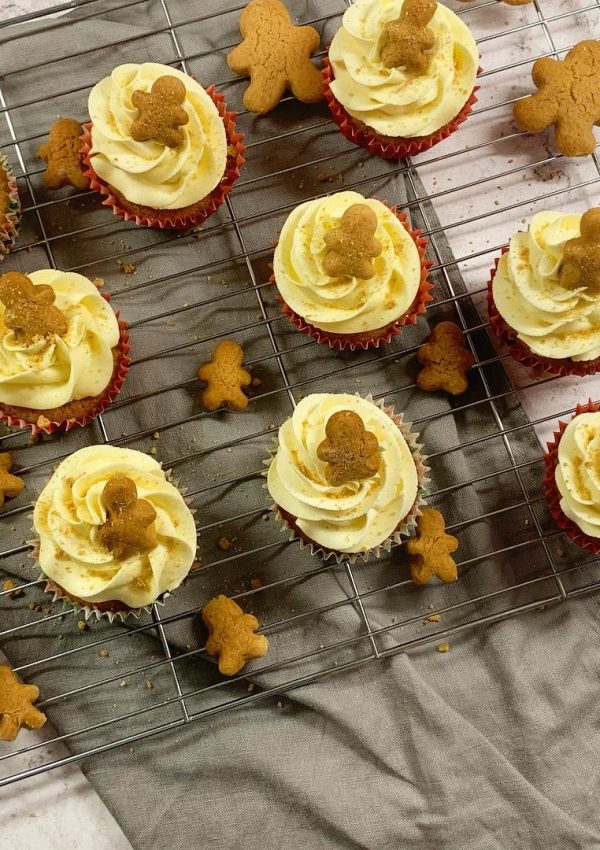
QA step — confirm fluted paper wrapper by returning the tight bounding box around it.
[0,153,21,259]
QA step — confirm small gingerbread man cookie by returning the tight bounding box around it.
[380,0,437,73]
[405,508,458,585]
[0,452,24,510]
[514,40,600,157]
[0,271,67,343]
[416,321,476,396]
[560,208,600,292]
[37,117,88,191]
[131,76,189,148]
[97,475,157,560]
[317,410,379,486]
[197,340,252,412]
[202,595,269,676]
[323,204,382,280]
[0,665,47,742]
[227,0,324,114]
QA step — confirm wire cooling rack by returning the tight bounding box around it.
[1,0,600,787]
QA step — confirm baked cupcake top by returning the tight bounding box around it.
[88,63,227,210]
[273,191,421,334]
[328,0,479,138]
[33,445,197,608]
[0,270,120,410]
[555,412,600,539]
[267,393,419,554]
[492,211,600,362]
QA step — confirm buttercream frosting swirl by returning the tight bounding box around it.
[555,412,600,538]
[0,270,120,410]
[89,63,227,209]
[34,445,197,608]
[492,211,600,362]
[273,191,421,334]
[328,0,479,138]
[267,393,419,553]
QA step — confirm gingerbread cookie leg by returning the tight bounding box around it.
[245,66,288,115]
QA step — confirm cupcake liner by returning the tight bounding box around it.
[544,399,600,555]
[80,85,246,230]
[322,57,480,160]
[275,204,434,351]
[0,303,130,436]
[487,249,600,377]
[0,153,21,260]
[264,394,430,563]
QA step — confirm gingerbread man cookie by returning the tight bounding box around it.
[513,40,600,157]
[201,595,269,676]
[416,321,476,396]
[317,409,380,486]
[0,271,67,343]
[37,117,88,191]
[131,75,189,148]
[380,0,437,73]
[197,340,252,412]
[227,0,324,114]
[560,208,600,292]
[0,665,47,742]
[97,475,157,559]
[0,453,24,510]
[405,508,458,585]
[323,204,382,280]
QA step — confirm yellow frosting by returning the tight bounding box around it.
[329,0,479,138]
[0,270,120,410]
[492,211,600,362]
[89,63,227,210]
[34,445,197,608]
[556,412,600,538]
[267,393,418,554]
[273,191,421,334]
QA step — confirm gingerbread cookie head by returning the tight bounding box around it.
[379,0,437,73]
[0,452,24,509]
[323,204,382,280]
[0,271,67,343]
[201,595,269,676]
[0,665,47,742]
[416,321,475,396]
[513,40,600,158]
[560,208,600,292]
[97,474,157,560]
[197,339,252,412]
[317,409,380,486]
[37,117,88,191]
[405,508,458,585]
[130,75,189,148]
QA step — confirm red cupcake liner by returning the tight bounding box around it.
[487,248,600,377]
[544,399,600,555]
[80,85,245,230]
[322,57,480,160]
[0,153,21,259]
[0,300,130,436]
[274,203,434,351]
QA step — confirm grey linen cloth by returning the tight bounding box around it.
[2,1,600,848]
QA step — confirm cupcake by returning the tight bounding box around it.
[33,445,197,618]
[81,63,245,230]
[544,401,600,554]
[272,191,432,350]
[266,392,428,561]
[488,209,600,377]
[0,155,20,259]
[323,0,479,159]
[0,269,129,434]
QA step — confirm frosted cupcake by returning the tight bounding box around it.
[323,0,479,159]
[81,63,245,229]
[0,155,20,259]
[34,445,197,617]
[0,270,129,434]
[488,209,600,376]
[273,191,432,350]
[266,392,428,561]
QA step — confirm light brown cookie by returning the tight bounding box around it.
[317,409,379,486]
[405,508,458,585]
[379,0,436,73]
[0,271,67,343]
[0,452,24,509]
[131,76,189,148]
[227,0,323,114]
[197,339,252,412]
[323,204,382,280]
[513,40,600,157]
[201,595,269,676]
[560,208,600,291]
[0,665,47,741]
[416,321,475,396]
[38,117,88,191]
[97,475,157,559]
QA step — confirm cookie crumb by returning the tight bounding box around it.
[99,648,109,657]
[250,578,262,590]
[437,642,450,653]
[424,614,441,623]
[77,619,86,631]
[217,537,231,551]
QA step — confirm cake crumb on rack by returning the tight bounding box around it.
[437,642,450,653]
[217,537,231,551]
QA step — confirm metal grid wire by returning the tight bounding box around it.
[1,0,600,787]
